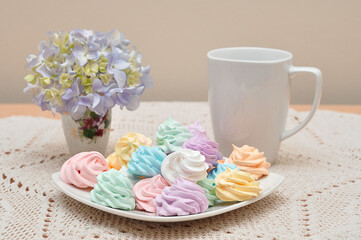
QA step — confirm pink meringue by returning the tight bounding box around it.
[60,151,109,188]
[133,175,169,213]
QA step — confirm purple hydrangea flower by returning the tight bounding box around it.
[24,29,152,120]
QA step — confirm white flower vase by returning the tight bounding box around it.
[61,110,111,156]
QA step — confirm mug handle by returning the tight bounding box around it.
[281,66,323,141]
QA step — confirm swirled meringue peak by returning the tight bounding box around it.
[127,146,167,178]
[155,177,208,216]
[186,120,208,137]
[60,151,108,188]
[229,144,271,180]
[155,117,193,154]
[133,175,170,213]
[107,132,153,170]
[207,162,238,180]
[161,148,208,185]
[90,169,135,210]
[197,178,219,206]
[215,168,261,201]
[183,135,223,168]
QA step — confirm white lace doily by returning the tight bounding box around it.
[1,102,360,239]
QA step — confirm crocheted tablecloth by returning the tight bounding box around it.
[1,102,360,239]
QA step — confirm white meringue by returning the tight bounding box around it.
[161,148,208,185]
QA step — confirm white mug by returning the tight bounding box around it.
[207,47,322,164]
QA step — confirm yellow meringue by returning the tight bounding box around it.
[106,132,152,170]
[215,168,261,201]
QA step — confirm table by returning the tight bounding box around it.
[1,102,360,239]
[0,104,361,119]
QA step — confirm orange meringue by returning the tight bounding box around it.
[229,144,271,180]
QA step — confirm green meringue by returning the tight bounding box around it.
[197,178,219,206]
[155,117,193,154]
[90,169,135,210]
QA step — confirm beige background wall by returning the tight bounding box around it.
[0,0,360,104]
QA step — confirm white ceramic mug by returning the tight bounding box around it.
[207,47,322,164]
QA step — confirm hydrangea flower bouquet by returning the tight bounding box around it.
[24,29,152,154]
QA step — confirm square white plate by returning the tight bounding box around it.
[52,171,284,222]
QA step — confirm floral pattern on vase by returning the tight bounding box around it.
[62,110,111,155]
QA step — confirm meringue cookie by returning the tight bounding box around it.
[215,168,261,201]
[207,162,238,180]
[107,132,152,170]
[229,144,271,180]
[90,169,135,210]
[161,148,208,185]
[106,152,122,170]
[60,151,108,188]
[197,178,219,206]
[186,120,207,137]
[183,135,223,168]
[133,175,169,213]
[127,146,166,178]
[155,177,208,216]
[156,117,192,154]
